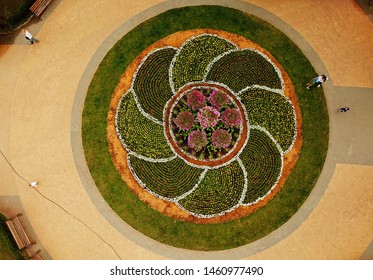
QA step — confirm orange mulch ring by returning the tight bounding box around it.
[107,29,303,224]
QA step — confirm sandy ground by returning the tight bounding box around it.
[0,0,372,259]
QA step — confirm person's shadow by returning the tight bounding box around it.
[31,38,40,44]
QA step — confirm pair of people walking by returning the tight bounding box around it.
[306,74,328,89]
[306,74,350,113]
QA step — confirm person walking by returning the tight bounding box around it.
[306,74,328,89]
[339,107,350,113]
[21,29,35,44]
[29,181,38,187]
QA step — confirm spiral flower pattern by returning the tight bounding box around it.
[115,33,297,218]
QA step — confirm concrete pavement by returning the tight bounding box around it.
[0,0,372,259]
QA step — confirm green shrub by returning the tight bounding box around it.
[0,214,24,260]
[0,0,34,33]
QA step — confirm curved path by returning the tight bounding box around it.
[0,0,372,259]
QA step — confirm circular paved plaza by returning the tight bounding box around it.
[0,0,372,259]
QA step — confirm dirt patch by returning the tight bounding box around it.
[107,29,303,224]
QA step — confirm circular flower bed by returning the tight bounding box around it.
[168,84,246,165]
[114,32,299,218]
[84,6,328,250]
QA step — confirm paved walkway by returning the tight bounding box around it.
[0,0,372,259]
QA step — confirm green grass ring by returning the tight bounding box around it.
[82,6,328,251]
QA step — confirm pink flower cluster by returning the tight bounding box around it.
[172,87,243,154]
[211,129,232,149]
[221,108,241,128]
[174,111,194,131]
[187,130,208,151]
[197,106,220,129]
[187,90,206,110]
[208,90,230,110]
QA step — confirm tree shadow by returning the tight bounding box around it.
[0,0,62,46]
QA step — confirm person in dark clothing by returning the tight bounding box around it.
[339,107,350,113]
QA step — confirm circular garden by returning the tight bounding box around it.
[83,6,328,250]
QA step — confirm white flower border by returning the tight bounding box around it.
[128,125,283,219]
[114,33,298,218]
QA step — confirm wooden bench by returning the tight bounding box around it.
[27,249,44,260]
[6,214,35,250]
[30,0,53,17]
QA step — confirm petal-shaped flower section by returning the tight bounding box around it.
[133,47,177,121]
[239,128,282,204]
[172,34,236,91]
[129,155,204,199]
[178,161,245,215]
[206,49,282,92]
[116,90,174,158]
[240,88,296,152]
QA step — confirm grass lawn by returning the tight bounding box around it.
[82,6,329,250]
[0,214,24,259]
[0,0,34,33]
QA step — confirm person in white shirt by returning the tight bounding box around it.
[306,74,328,89]
[21,29,35,44]
[29,181,38,187]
